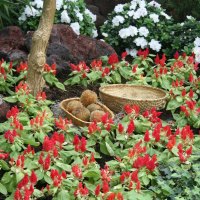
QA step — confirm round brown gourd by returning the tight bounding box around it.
[72,107,90,121]
[90,110,106,122]
[80,90,98,107]
[66,100,83,113]
[87,103,102,112]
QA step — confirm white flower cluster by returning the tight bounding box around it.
[102,0,172,55]
[18,0,97,37]
[193,37,200,63]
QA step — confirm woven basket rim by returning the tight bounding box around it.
[99,84,168,102]
[59,97,115,125]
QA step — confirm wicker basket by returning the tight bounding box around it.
[60,98,114,127]
[99,84,168,113]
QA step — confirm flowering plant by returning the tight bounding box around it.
[100,0,173,56]
[18,0,98,37]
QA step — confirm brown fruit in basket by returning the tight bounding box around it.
[66,100,83,113]
[80,90,98,107]
[90,110,106,122]
[87,103,102,112]
[72,107,90,121]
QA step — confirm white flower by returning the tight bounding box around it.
[77,12,83,21]
[193,46,200,63]
[186,15,195,20]
[130,1,137,10]
[134,37,148,48]
[112,15,125,26]
[148,1,161,8]
[18,13,27,22]
[161,11,171,20]
[126,48,137,57]
[114,4,124,13]
[194,37,200,47]
[56,0,63,11]
[102,32,108,37]
[133,7,148,19]
[138,0,146,8]
[180,22,184,26]
[32,0,43,9]
[92,29,98,38]
[85,9,96,22]
[127,10,135,17]
[138,27,149,37]
[149,39,162,52]
[119,26,138,39]
[24,6,40,17]
[149,13,159,23]
[61,10,71,23]
[70,22,80,35]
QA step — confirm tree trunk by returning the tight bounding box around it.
[27,0,56,96]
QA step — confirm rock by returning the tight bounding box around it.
[25,24,116,67]
[0,26,24,53]
[8,49,28,62]
[0,95,10,122]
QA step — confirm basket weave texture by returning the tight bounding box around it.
[60,98,114,127]
[99,84,168,113]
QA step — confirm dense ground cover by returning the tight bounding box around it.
[0,50,199,199]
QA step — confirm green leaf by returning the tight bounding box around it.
[71,75,81,85]
[0,182,7,195]
[166,99,182,110]
[105,142,114,156]
[83,169,100,180]
[112,71,121,83]
[56,190,70,200]
[3,96,17,103]
[54,82,65,91]
[0,160,10,170]
[142,176,150,186]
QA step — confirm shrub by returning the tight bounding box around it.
[100,0,173,55]
[18,0,98,37]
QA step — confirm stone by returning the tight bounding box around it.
[0,26,24,53]
[25,24,116,66]
[8,49,28,62]
[0,95,10,122]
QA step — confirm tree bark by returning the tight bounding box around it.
[27,0,56,96]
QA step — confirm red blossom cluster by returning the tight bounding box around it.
[44,63,56,75]
[14,171,37,200]
[16,62,28,73]
[55,116,72,131]
[124,104,140,117]
[0,59,12,80]
[50,169,67,187]
[82,152,96,166]
[88,122,101,134]
[137,48,149,59]
[36,91,47,101]
[0,150,9,160]
[70,61,90,78]
[101,113,114,131]
[30,111,47,129]
[15,81,30,94]
[74,182,89,198]
[73,135,87,152]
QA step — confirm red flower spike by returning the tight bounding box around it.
[30,171,37,185]
[131,170,139,182]
[186,146,192,156]
[82,156,88,166]
[189,89,194,98]
[108,53,119,65]
[6,106,19,119]
[102,180,109,193]
[95,184,101,196]
[118,123,124,133]
[154,54,160,65]
[107,193,115,200]
[18,174,29,189]
[117,192,124,200]
[127,120,135,135]
[181,89,186,97]
[72,165,82,179]
[80,137,87,152]
[43,154,51,170]
[14,189,22,200]
[136,181,141,191]
[144,130,150,142]
[121,51,128,59]
[189,73,194,83]
[174,51,179,59]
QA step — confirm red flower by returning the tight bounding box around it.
[80,137,87,152]
[72,165,82,179]
[43,154,51,170]
[127,120,135,135]
[0,151,9,160]
[144,130,150,142]
[118,123,124,133]
[14,189,22,200]
[108,53,119,65]
[174,51,179,59]
[131,170,139,182]
[43,136,55,152]
[18,174,29,189]
[95,184,101,196]
[4,130,18,143]
[6,106,19,119]
[154,54,160,65]
[116,193,124,200]
[166,136,176,150]
[188,73,194,83]
[121,51,128,59]
[136,181,141,191]
[181,89,186,97]
[90,152,96,163]
[107,193,115,200]
[189,89,194,98]
[186,146,192,156]
[88,122,101,134]
[102,180,109,193]
[30,171,37,185]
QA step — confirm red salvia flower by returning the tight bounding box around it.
[102,180,109,193]
[43,154,51,170]
[108,53,119,65]
[6,106,19,119]
[127,120,135,135]
[95,184,101,196]
[72,165,82,179]
[144,130,150,142]
[30,171,37,185]
[174,51,179,59]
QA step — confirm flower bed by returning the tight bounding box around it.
[0,49,199,199]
